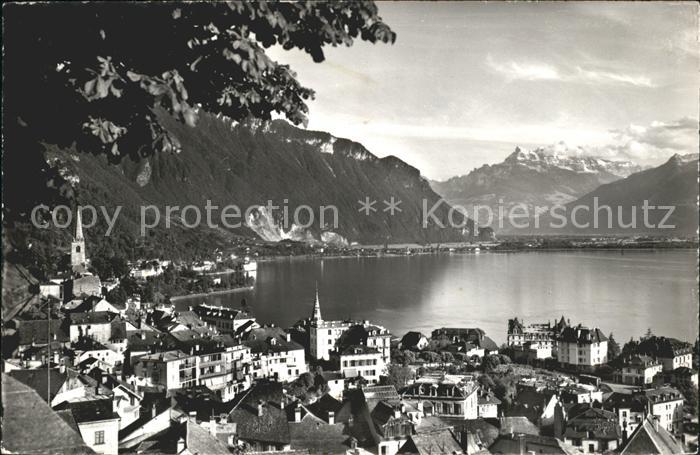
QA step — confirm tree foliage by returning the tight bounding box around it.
[384,364,414,389]
[3,2,395,220]
[608,332,621,360]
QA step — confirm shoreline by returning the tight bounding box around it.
[169,285,254,302]
[253,245,697,263]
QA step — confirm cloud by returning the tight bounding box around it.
[604,117,698,162]
[487,56,656,87]
[486,55,561,81]
[574,67,654,88]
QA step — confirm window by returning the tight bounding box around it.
[328,339,332,345]
[588,444,594,453]
[94,431,105,445]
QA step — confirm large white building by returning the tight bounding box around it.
[402,379,479,420]
[308,290,353,361]
[615,355,663,386]
[308,289,391,365]
[244,326,307,382]
[339,345,385,384]
[133,341,251,401]
[643,387,684,434]
[556,325,608,371]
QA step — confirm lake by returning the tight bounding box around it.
[175,250,699,345]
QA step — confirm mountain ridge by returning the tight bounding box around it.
[430,144,645,222]
[43,112,477,259]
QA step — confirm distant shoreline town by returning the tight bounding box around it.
[2,213,698,455]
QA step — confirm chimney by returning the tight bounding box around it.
[286,333,291,342]
[141,332,146,340]
[294,404,302,422]
[152,403,157,418]
[59,364,66,374]
[394,406,401,419]
[518,434,525,455]
[328,411,335,425]
[417,401,424,414]
[280,398,285,410]
[257,400,264,417]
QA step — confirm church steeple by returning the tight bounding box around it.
[74,209,84,240]
[312,283,322,321]
[71,209,87,273]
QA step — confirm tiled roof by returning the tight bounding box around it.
[564,407,619,440]
[228,381,291,445]
[622,354,661,367]
[499,416,541,436]
[1,374,93,454]
[398,428,463,455]
[17,319,70,345]
[289,414,350,453]
[193,303,253,320]
[185,418,232,454]
[9,368,69,403]
[403,381,476,400]
[69,311,114,325]
[69,398,119,423]
[643,386,683,404]
[620,415,683,454]
[603,392,649,413]
[557,325,608,344]
[340,344,379,356]
[637,336,693,358]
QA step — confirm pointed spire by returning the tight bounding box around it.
[312,282,322,321]
[74,208,84,241]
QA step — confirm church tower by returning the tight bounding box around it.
[71,209,87,273]
[311,284,322,322]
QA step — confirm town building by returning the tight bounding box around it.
[477,388,501,418]
[192,303,258,335]
[308,289,354,361]
[1,374,92,454]
[68,398,121,454]
[133,339,251,401]
[561,406,620,453]
[321,371,346,400]
[340,345,385,384]
[339,324,392,365]
[510,341,554,363]
[402,380,479,420]
[39,279,64,300]
[643,386,684,434]
[227,381,292,452]
[619,414,684,455]
[637,336,694,372]
[69,312,116,343]
[614,355,663,386]
[603,392,649,440]
[556,325,608,371]
[308,288,391,365]
[507,316,567,348]
[431,327,499,354]
[244,326,306,383]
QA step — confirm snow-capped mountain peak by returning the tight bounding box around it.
[504,145,642,177]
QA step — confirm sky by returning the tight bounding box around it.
[267,2,699,181]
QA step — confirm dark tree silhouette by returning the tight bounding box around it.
[3,2,395,221]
